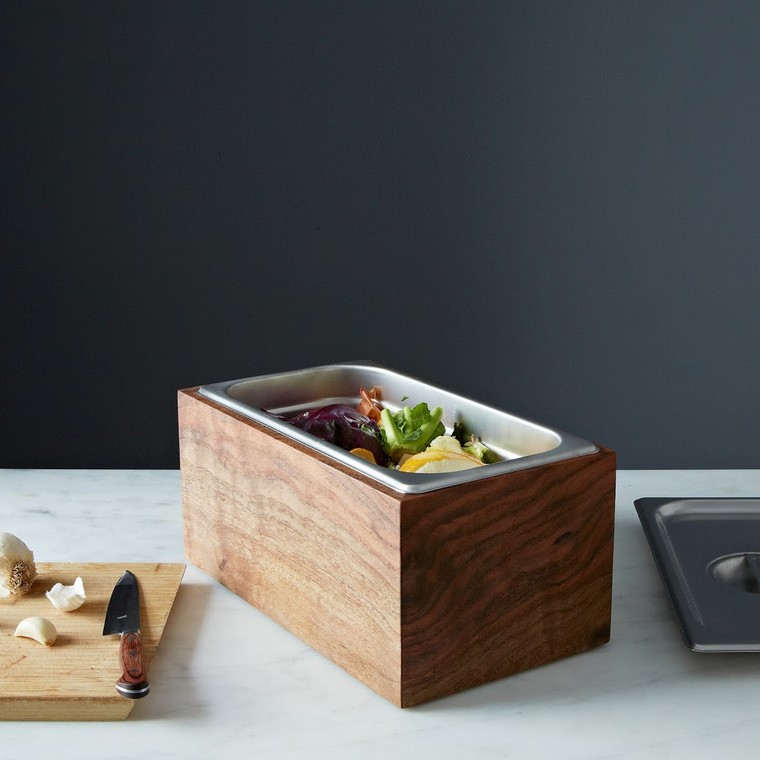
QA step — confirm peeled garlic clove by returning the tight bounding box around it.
[46,576,86,611]
[14,616,58,646]
[0,532,37,597]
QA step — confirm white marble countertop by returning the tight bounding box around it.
[1,469,759,758]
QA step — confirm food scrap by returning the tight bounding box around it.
[398,435,485,473]
[0,532,37,600]
[280,386,494,474]
[14,616,58,647]
[46,576,86,611]
[357,386,383,423]
[287,403,385,465]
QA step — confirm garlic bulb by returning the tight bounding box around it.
[46,576,86,611]
[14,616,58,646]
[0,532,37,598]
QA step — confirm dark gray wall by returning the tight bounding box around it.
[3,2,760,469]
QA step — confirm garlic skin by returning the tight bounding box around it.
[46,576,86,611]
[0,532,37,597]
[14,616,58,646]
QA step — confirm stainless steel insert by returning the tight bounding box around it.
[198,361,598,494]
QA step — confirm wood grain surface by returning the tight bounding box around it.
[179,387,616,707]
[399,446,616,706]
[179,389,403,704]
[0,562,185,720]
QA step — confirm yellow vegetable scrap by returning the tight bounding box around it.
[349,448,377,464]
[398,436,485,474]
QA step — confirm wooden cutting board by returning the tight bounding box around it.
[0,562,185,721]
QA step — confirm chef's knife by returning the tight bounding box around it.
[102,570,150,698]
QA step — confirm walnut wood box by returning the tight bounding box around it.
[178,364,616,707]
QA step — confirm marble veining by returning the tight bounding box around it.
[1,468,759,758]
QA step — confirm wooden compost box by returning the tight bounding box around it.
[177,363,615,707]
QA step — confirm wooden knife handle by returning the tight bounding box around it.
[116,631,150,699]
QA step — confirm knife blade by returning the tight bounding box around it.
[102,570,150,699]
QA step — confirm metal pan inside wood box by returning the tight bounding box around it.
[198,361,598,494]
